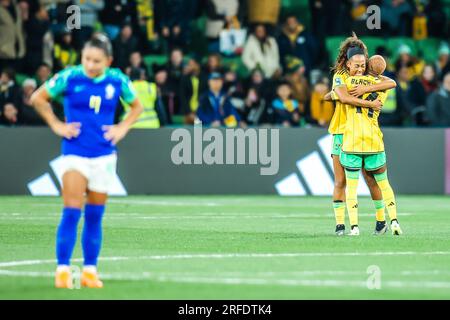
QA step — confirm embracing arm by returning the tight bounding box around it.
[349,75,397,97]
[324,91,333,101]
[334,86,382,111]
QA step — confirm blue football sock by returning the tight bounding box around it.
[56,207,82,265]
[82,204,105,266]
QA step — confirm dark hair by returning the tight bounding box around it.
[38,62,51,69]
[375,45,390,57]
[83,33,113,57]
[170,46,184,55]
[284,14,298,22]
[331,32,368,74]
[152,63,167,75]
[129,67,146,81]
[1,67,16,81]
[277,80,291,89]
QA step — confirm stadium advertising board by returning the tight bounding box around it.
[0,127,445,195]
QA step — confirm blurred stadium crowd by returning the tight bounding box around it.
[0,0,449,128]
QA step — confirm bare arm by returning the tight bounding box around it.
[30,86,81,139]
[334,86,382,111]
[103,98,144,145]
[324,91,332,101]
[349,76,397,97]
[118,98,144,130]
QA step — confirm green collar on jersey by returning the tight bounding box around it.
[80,66,109,83]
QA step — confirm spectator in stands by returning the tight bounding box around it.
[252,66,276,98]
[247,0,280,27]
[393,65,414,125]
[245,68,267,95]
[0,0,26,71]
[180,58,202,124]
[348,0,377,36]
[408,64,438,126]
[424,0,447,38]
[380,0,413,36]
[277,14,318,77]
[200,53,225,93]
[309,75,333,127]
[375,46,396,79]
[113,23,139,71]
[19,78,45,126]
[411,1,428,40]
[152,63,173,124]
[197,72,242,127]
[223,69,244,98]
[222,69,246,117]
[72,0,104,49]
[133,0,161,53]
[310,0,350,38]
[0,67,21,126]
[376,65,408,127]
[99,0,136,41]
[45,0,72,35]
[394,44,424,81]
[240,85,268,126]
[283,57,310,121]
[242,24,281,79]
[23,4,50,75]
[272,81,300,127]
[436,43,450,81]
[125,51,149,79]
[166,47,185,115]
[119,67,166,129]
[244,68,275,123]
[205,0,240,53]
[35,63,52,86]
[154,0,197,52]
[53,29,78,72]
[426,72,450,127]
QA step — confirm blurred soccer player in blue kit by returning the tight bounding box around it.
[31,34,143,288]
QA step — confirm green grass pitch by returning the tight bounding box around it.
[1,195,450,300]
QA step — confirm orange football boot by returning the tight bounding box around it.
[55,268,73,289]
[81,270,103,288]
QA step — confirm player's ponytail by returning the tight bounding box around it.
[83,33,113,57]
[331,32,368,74]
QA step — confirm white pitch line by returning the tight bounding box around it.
[0,257,128,268]
[3,270,450,278]
[0,213,413,220]
[1,251,450,268]
[107,199,220,206]
[1,270,450,289]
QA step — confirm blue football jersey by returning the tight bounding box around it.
[45,65,137,158]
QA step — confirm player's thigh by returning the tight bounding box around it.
[362,169,377,187]
[339,152,362,172]
[370,165,387,175]
[62,170,88,208]
[87,154,117,200]
[332,155,346,188]
[364,152,387,175]
[362,168,383,199]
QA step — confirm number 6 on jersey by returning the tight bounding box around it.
[89,95,102,114]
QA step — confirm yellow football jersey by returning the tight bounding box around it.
[328,70,349,134]
[342,75,388,154]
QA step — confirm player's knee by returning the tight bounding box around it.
[63,194,84,208]
[334,179,346,189]
[365,177,378,187]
